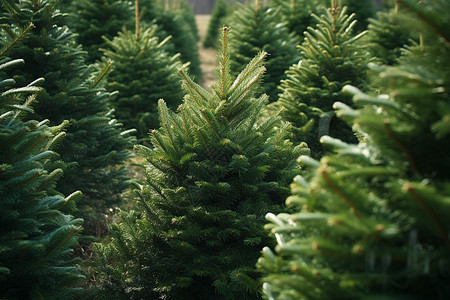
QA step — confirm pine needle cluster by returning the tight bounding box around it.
[259,1,450,298]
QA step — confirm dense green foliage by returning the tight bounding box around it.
[366,2,417,65]
[258,0,450,299]
[94,28,307,299]
[229,3,299,102]
[141,0,202,80]
[99,26,185,140]
[0,0,135,237]
[275,4,371,158]
[0,55,84,298]
[269,0,327,42]
[203,0,231,49]
[64,0,134,63]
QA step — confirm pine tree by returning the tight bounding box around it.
[93,27,307,299]
[99,26,185,140]
[258,0,450,298]
[203,0,231,49]
[1,0,135,237]
[64,0,134,63]
[228,2,299,102]
[141,0,202,80]
[0,52,84,298]
[275,2,371,158]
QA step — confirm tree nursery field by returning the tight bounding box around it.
[1,0,449,299]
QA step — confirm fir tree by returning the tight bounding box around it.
[141,0,202,80]
[275,2,371,158]
[64,0,134,63]
[228,2,299,102]
[269,0,327,43]
[203,0,231,49]
[0,53,84,298]
[258,0,450,298]
[94,27,307,299]
[1,0,135,237]
[343,0,375,32]
[178,0,200,43]
[99,26,185,140]
[366,1,417,65]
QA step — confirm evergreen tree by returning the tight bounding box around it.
[366,1,417,65]
[258,0,450,298]
[203,0,231,49]
[141,0,202,80]
[64,0,134,63]
[94,27,307,299]
[1,0,135,237]
[269,0,327,42]
[99,26,185,140]
[343,0,375,32]
[0,53,84,298]
[275,2,371,158]
[228,2,299,102]
[178,0,200,43]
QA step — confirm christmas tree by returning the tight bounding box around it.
[258,0,450,298]
[1,0,135,237]
[0,49,84,298]
[269,0,327,43]
[203,0,231,49]
[178,0,200,43]
[275,1,371,158]
[140,0,202,80]
[228,1,299,102]
[93,27,307,299]
[366,0,418,65]
[64,0,134,63]
[99,25,185,140]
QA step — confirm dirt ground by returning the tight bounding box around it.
[195,14,218,90]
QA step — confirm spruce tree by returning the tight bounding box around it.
[64,0,134,63]
[99,26,185,140]
[228,2,299,102]
[140,0,202,80]
[0,53,84,298]
[258,0,450,298]
[94,27,307,299]
[1,0,135,237]
[275,2,371,158]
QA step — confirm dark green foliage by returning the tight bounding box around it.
[258,0,450,298]
[269,0,327,42]
[99,26,185,140]
[141,0,202,80]
[0,56,84,299]
[94,28,307,299]
[178,0,200,42]
[366,3,418,65]
[1,0,135,237]
[275,4,371,158]
[343,0,376,32]
[64,0,134,63]
[228,3,299,102]
[203,0,231,48]
[271,0,375,41]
